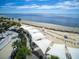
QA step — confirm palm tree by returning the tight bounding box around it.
[18,18,21,23]
[12,28,32,59]
[0,17,4,21]
[12,40,22,49]
[12,18,14,21]
[0,28,5,38]
[12,40,31,59]
[48,55,59,59]
[15,47,31,59]
[12,35,31,59]
[8,18,10,21]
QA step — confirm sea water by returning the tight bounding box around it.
[0,13,79,27]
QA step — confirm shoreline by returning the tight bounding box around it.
[21,20,79,34]
[0,15,79,33]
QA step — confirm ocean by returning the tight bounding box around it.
[0,13,79,27]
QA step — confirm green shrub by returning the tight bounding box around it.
[48,55,60,59]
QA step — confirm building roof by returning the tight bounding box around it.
[21,25,51,54]
[47,44,79,59]
[34,38,51,54]
[31,32,45,41]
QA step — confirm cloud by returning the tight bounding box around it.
[17,1,79,9]
[25,0,32,1]
[0,2,16,8]
[38,0,49,1]
[57,1,79,9]
[0,1,79,10]
[25,0,49,2]
[17,4,39,9]
[17,4,54,9]
[5,3,15,6]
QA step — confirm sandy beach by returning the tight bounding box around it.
[21,20,79,48]
[21,20,79,33]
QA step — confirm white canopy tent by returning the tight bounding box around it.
[31,32,45,41]
[21,25,33,30]
[47,44,79,59]
[21,25,45,41]
[34,38,52,54]
[21,25,52,54]
[68,47,79,59]
[47,44,66,59]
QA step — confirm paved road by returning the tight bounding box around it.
[0,31,18,59]
[0,31,18,50]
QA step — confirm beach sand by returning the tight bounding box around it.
[21,20,79,48]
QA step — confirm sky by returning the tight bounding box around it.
[0,0,79,14]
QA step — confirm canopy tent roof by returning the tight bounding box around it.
[34,38,52,54]
[21,25,40,34]
[68,47,79,59]
[28,29,40,34]
[21,25,45,41]
[21,25,52,54]
[47,44,79,59]
[47,44,66,59]
[31,32,45,41]
[21,25,33,30]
